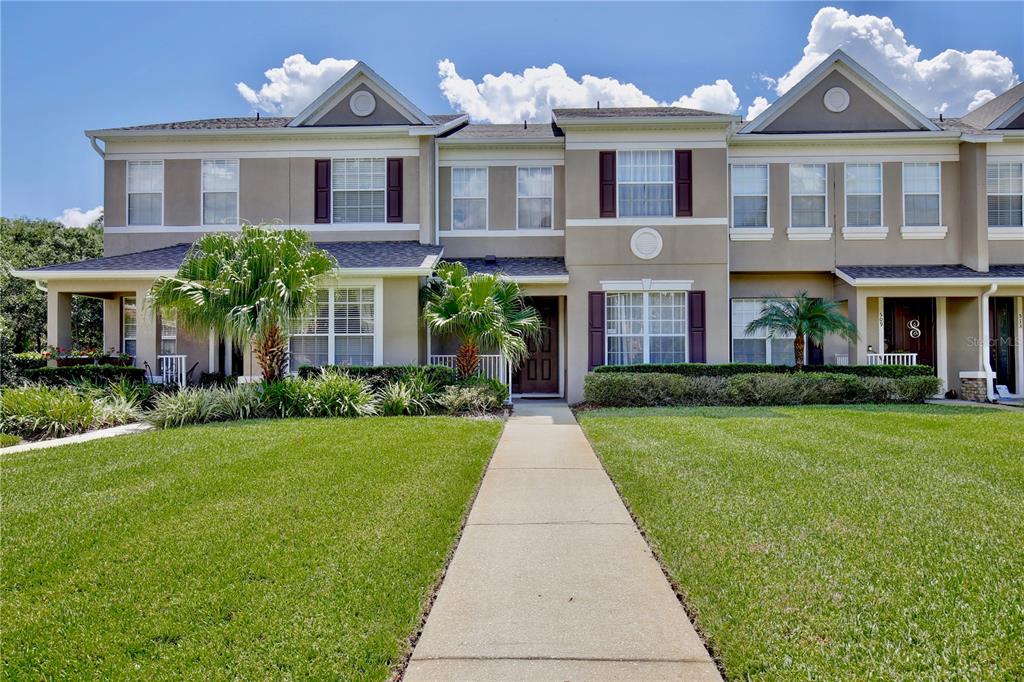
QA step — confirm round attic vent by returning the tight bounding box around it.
[823,87,850,113]
[350,90,377,117]
[630,228,663,260]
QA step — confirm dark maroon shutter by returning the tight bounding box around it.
[599,151,616,217]
[675,150,692,217]
[386,158,403,223]
[588,291,606,369]
[688,291,706,363]
[314,159,331,224]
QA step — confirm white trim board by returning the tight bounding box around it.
[439,229,564,237]
[600,279,692,291]
[566,217,728,227]
[104,223,420,235]
[289,62,433,127]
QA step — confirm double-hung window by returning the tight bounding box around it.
[903,162,941,226]
[160,313,177,355]
[987,162,1023,228]
[731,165,769,228]
[731,299,797,365]
[127,160,163,225]
[790,164,827,228]
[288,287,377,370]
[517,166,553,228]
[605,291,687,365]
[202,160,239,225]
[452,167,488,229]
[333,158,386,223]
[845,163,883,227]
[122,297,137,357]
[618,151,674,217]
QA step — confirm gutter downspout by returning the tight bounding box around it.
[86,133,105,159]
[35,280,48,294]
[434,136,440,246]
[981,283,998,401]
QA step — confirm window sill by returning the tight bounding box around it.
[988,226,1024,240]
[901,225,947,240]
[842,225,888,240]
[566,217,729,227]
[787,227,832,241]
[729,227,774,241]
[439,229,565,237]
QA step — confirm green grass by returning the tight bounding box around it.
[0,433,21,448]
[2,417,502,680]
[578,405,1024,680]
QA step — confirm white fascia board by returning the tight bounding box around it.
[554,115,738,127]
[437,137,564,147]
[87,125,422,141]
[10,269,176,281]
[989,97,1024,130]
[288,62,433,127]
[730,130,961,145]
[504,275,569,284]
[834,271,1024,287]
[960,132,1004,143]
[408,115,470,137]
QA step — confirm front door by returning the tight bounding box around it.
[990,297,1016,392]
[884,298,936,370]
[515,297,559,395]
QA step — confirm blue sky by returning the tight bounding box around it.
[2,1,1021,224]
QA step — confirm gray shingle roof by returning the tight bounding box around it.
[960,83,1024,130]
[25,241,443,273]
[553,106,725,119]
[442,123,562,140]
[102,114,460,132]
[456,257,567,278]
[839,264,1024,280]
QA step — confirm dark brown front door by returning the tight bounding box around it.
[990,297,1016,391]
[515,297,559,395]
[884,298,936,370]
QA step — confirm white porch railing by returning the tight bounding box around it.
[867,352,918,366]
[834,354,850,366]
[428,354,512,397]
[158,354,188,386]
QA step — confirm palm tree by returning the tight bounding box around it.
[421,261,542,379]
[147,225,336,382]
[745,291,858,369]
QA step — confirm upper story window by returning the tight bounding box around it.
[731,164,769,228]
[845,163,882,227]
[605,291,687,365]
[122,297,137,357]
[160,313,177,355]
[618,151,674,217]
[731,299,797,365]
[289,287,376,370]
[202,160,239,226]
[903,162,941,227]
[452,167,488,230]
[987,162,1023,227]
[127,160,163,226]
[517,167,553,229]
[333,158,385,223]
[790,164,827,228]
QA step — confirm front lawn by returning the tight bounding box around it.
[578,405,1024,680]
[2,417,502,680]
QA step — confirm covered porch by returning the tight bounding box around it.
[836,265,1024,400]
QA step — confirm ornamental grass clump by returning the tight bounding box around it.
[146,387,232,429]
[378,380,430,416]
[304,372,378,418]
[0,384,140,440]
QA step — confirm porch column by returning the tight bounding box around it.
[1017,297,1024,395]
[877,296,885,355]
[854,290,869,364]
[208,330,218,374]
[102,298,121,353]
[135,285,158,376]
[936,297,948,393]
[46,289,73,349]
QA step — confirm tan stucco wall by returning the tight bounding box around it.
[240,158,290,225]
[440,236,565,259]
[312,84,413,126]
[565,149,599,220]
[438,166,452,229]
[488,166,516,230]
[566,224,727,266]
[104,160,126,229]
[762,71,914,133]
[382,277,421,364]
[417,137,435,244]
[947,296,982,392]
[164,160,200,226]
[401,155,420,226]
[289,158,315,225]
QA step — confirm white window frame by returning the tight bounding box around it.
[160,312,177,355]
[288,281,383,371]
[201,159,240,226]
[122,296,137,356]
[605,290,688,365]
[844,162,884,228]
[451,166,489,230]
[987,161,1024,228]
[516,166,554,230]
[126,160,164,226]
[616,150,675,218]
[730,298,803,365]
[901,161,942,229]
[789,163,827,229]
[331,157,387,225]
[730,164,770,229]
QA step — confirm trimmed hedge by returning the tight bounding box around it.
[593,362,933,379]
[296,364,458,389]
[584,371,942,407]
[23,364,146,386]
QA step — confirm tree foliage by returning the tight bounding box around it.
[745,291,859,369]
[0,217,104,356]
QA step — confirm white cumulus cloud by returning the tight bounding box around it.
[237,54,357,116]
[768,7,1017,118]
[967,89,997,112]
[56,206,103,228]
[746,96,771,120]
[437,59,740,123]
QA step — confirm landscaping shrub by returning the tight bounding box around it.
[2,352,46,386]
[378,380,430,416]
[296,364,458,389]
[0,384,137,440]
[198,371,237,388]
[304,372,378,418]
[434,384,502,415]
[214,383,264,421]
[457,376,509,405]
[0,433,22,448]
[259,378,307,418]
[24,364,146,386]
[593,362,933,379]
[146,387,233,429]
[584,371,941,408]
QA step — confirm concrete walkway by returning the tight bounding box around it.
[1,422,151,454]
[405,401,721,681]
